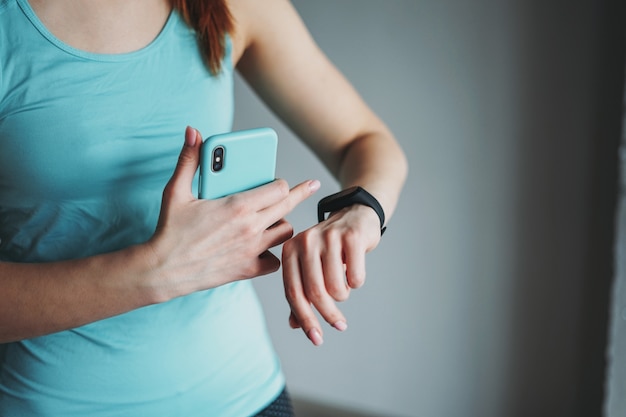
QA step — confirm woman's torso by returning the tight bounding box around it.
[0,1,284,415]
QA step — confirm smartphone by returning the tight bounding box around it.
[198,127,278,199]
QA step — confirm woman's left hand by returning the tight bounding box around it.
[281,204,382,346]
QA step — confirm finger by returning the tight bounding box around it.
[321,238,351,302]
[232,251,281,283]
[282,246,324,346]
[300,248,348,332]
[255,250,281,276]
[344,233,367,289]
[263,219,294,249]
[232,178,290,211]
[259,179,320,225]
[288,311,301,329]
[164,127,202,200]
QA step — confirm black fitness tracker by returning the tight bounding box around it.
[317,186,386,235]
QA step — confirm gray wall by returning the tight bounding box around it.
[233,1,625,416]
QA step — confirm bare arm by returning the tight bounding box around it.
[0,244,157,343]
[0,127,317,343]
[230,0,408,345]
[231,1,406,216]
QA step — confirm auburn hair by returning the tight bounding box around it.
[170,0,235,75]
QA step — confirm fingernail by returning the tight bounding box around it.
[333,321,348,332]
[185,126,196,147]
[309,180,321,192]
[308,329,324,346]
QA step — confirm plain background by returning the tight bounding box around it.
[232,1,625,416]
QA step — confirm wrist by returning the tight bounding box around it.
[349,204,383,237]
[132,241,177,305]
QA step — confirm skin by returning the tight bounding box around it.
[0,0,408,346]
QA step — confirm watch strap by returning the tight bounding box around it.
[317,186,386,235]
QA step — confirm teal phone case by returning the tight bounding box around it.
[198,128,278,199]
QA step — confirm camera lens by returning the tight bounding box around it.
[212,146,224,172]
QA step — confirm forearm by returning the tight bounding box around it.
[0,244,158,343]
[335,127,408,224]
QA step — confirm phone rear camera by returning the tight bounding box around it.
[212,146,225,172]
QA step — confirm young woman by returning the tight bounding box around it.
[0,0,407,415]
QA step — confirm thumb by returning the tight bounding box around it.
[165,126,202,200]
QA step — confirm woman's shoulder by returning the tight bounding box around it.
[226,0,299,66]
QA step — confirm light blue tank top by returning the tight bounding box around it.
[0,1,284,415]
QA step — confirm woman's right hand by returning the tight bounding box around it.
[145,126,319,302]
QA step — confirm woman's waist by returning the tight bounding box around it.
[0,282,281,413]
